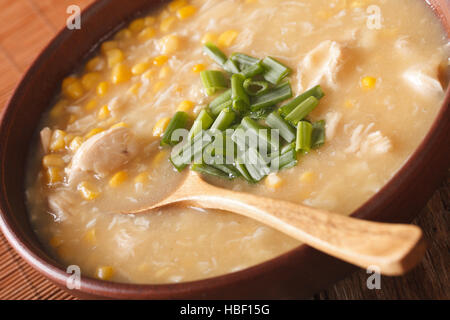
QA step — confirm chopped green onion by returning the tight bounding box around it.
[223,59,240,74]
[279,85,325,117]
[234,160,255,183]
[280,142,295,155]
[170,130,213,171]
[209,89,232,116]
[230,53,260,69]
[211,108,236,131]
[248,106,275,120]
[271,149,297,171]
[188,109,214,140]
[210,162,241,179]
[261,57,291,84]
[311,120,326,149]
[296,121,313,153]
[231,73,250,114]
[241,117,279,152]
[210,100,232,117]
[243,79,270,97]
[240,63,265,78]
[285,96,319,125]
[203,42,227,66]
[192,163,233,179]
[265,112,296,143]
[200,70,228,96]
[160,111,189,146]
[245,163,267,182]
[250,81,292,111]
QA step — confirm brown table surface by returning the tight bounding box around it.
[0,0,448,300]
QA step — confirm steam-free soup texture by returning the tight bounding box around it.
[26,0,449,284]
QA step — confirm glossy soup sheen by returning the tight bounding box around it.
[25,0,449,284]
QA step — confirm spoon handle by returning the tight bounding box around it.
[182,183,425,276]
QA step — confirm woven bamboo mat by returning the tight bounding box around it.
[0,0,93,300]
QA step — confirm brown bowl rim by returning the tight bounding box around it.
[0,0,449,299]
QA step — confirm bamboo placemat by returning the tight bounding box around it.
[0,0,448,300]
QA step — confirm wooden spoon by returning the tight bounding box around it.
[124,172,426,276]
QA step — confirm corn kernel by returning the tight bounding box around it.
[83,228,96,245]
[159,66,171,79]
[105,48,124,68]
[192,63,205,73]
[96,266,114,280]
[169,0,187,12]
[177,5,197,20]
[300,171,315,184]
[96,81,109,97]
[42,154,65,168]
[49,236,63,248]
[134,171,149,184]
[69,136,83,152]
[97,105,110,120]
[144,17,156,26]
[160,34,179,55]
[85,128,104,139]
[81,72,101,90]
[218,30,239,48]
[152,150,168,166]
[177,100,194,113]
[127,82,142,95]
[101,41,118,54]
[153,55,169,66]
[152,117,171,137]
[46,167,63,185]
[85,99,98,111]
[350,1,364,9]
[132,62,150,75]
[86,56,104,71]
[50,100,67,118]
[153,80,166,93]
[114,28,132,40]
[64,134,75,145]
[160,16,176,33]
[109,171,128,187]
[129,18,145,33]
[78,181,99,200]
[361,76,377,89]
[111,63,132,84]
[62,76,77,90]
[265,173,283,189]
[344,99,355,109]
[201,32,217,44]
[68,114,77,124]
[50,130,66,151]
[64,80,84,100]
[138,27,156,41]
[110,122,129,129]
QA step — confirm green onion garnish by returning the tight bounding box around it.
[279,85,325,117]
[192,163,233,179]
[296,121,313,153]
[230,53,260,69]
[250,81,292,111]
[265,112,296,143]
[241,116,279,152]
[231,73,250,114]
[211,108,236,131]
[223,59,240,74]
[240,63,265,78]
[203,42,227,66]
[311,120,326,149]
[261,57,291,84]
[209,89,232,116]
[200,70,228,96]
[243,79,270,96]
[285,96,319,125]
[188,109,214,140]
[160,111,189,146]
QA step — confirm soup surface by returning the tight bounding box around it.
[26,0,449,284]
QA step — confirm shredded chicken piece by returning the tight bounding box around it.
[297,40,343,91]
[403,64,444,96]
[68,126,139,184]
[345,123,392,156]
[325,111,342,140]
[40,127,52,153]
[47,191,75,222]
